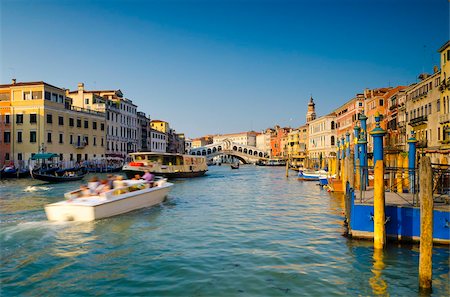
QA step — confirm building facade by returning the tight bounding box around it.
[213,131,258,147]
[438,41,450,159]
[68,83,138,158]
[0,80,106,165]
[137,111,151,151]
[150,128,167,153]
[308,113,337,169]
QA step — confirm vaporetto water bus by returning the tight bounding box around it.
[122,152,208,178]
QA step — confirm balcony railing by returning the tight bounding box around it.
[72,142,86,149]
[409,115,428,126]
[439,113,450,124]
[416,140,428,148]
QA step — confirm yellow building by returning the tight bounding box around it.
[151,120,170,134]
[286,124,308,168]
[0,80,106,164]
[405,70,442,163]
[438,41,450,160]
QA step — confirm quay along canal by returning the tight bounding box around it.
[1,166,449,296]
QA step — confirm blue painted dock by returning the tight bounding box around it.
[349,189,450,244]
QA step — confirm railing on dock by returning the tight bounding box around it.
[354,163,449,207]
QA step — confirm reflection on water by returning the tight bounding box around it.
[370,248,388,296]
[0,166,449,296]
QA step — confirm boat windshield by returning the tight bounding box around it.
[133,154,184,166]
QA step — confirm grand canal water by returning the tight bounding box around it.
[0,166,449,296]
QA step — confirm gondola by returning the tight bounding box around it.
[31,167,88,182]
[231,164,239,169]
[0,166,30,179]
[29,153,88,183]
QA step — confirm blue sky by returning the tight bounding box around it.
[1,0,448,138]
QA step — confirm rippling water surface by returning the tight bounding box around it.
[1,166,449,296]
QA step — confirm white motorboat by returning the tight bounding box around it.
[45,179,173,222]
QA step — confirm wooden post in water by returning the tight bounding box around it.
[348,153,355,188]
[355,159,360,190]
[285,158,289,177]
[419,156,433,291]
[370,113,386,249]
[373,160,386,249]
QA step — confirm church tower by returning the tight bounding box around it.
[306,96,316,123]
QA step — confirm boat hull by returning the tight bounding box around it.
[123,168,206,179]
[45,183,172,221]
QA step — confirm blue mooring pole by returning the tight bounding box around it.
[407,130,418,193]
[370,113,386,164]
[346,131,351,157]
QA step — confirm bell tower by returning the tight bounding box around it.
[306,96,316,123]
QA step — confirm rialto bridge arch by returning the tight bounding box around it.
[189,139,268,164]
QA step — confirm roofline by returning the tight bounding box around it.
[437,40,450,53]
[0,81,65,90]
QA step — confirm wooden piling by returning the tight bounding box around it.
[355,159,360,190]
[348,153,354,188]
[373,160,386,249]
[419,156,433,291]
[285,159,289,177]
[341,157,347,192]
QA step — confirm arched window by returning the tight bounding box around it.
[259,152,263,157]
[212,147,217,153]
[331,121,335,130]
[243,148,247,154]
[207,149,211,154]
[331,136,335,146]
[218,146,222,151]
[233,146,237,151]
[248,150,252,155]
[202,150,206,155]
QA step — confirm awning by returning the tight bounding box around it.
[31,153,59,160]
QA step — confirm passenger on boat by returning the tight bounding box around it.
[95,180,111,194]
[132,174,141,180]
[88,176,100,193]
[80,185,92,197]
[142,170,154,186]
[113,175,127,190]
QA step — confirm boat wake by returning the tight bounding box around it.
[24,186,53,192]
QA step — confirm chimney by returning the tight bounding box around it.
[433,65,439,73]
[12,78,16,85]
[78,83,84,93]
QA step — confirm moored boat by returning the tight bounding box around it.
[0,165,30,179]
[30,153,88,182]
[231,163,239,169]
[123,152,208,178]
[45,178,173,221]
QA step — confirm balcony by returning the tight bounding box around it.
[409,115,427,127]
[416,140,428,148]
[72,142,87,149]
[439,113,450,124]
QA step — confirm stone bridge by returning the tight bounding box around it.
[189,139,269,164]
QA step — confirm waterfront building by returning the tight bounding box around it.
[191,136,213,149]
[0,90,11,166]
[150,128,167,153]
[308,113,337,169]
[137,111,151,151]
[213,131,258,147]
[0,80,106,164]
[256,128,272,157]
[150,119,170,134]
[68,83,138,158]
[269,126,291,158]
[406,69,445,163]
[184,138,192,154]
[363,87,392,154]
[335,94,364,144]
[438,41,450,159]
[167,129,185,154]
[286,124,308,167]
[395,88,409,152]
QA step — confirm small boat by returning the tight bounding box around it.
[0,165,30,178]
[319,176,329,186]
[30,153,88,182]
[298,169,329,181]
[231,163,239,169]
[256,159,286,166]
[44,178,173,222]
[123,152,208,178]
